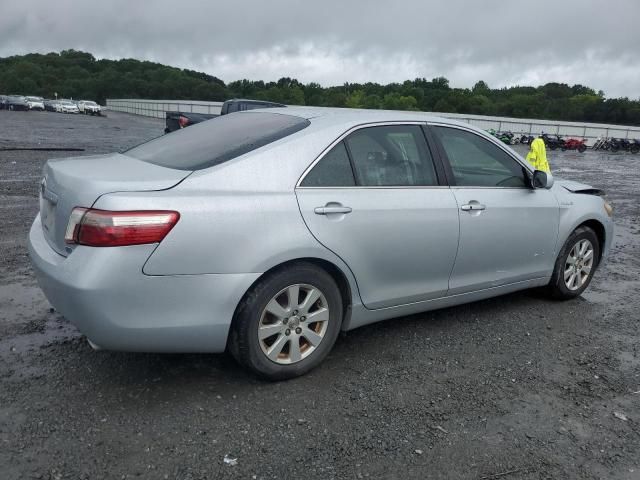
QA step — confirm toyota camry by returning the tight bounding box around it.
[29,108,614,379]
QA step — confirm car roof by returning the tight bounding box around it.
[247,106,480,133]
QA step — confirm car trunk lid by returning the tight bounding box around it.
[39,153,190,256]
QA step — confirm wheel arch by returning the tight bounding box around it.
[576,219,606,261]
[231,257,355,334]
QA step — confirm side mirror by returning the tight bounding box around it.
[532,170,554,189]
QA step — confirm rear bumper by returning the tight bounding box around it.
[28,214,260,353]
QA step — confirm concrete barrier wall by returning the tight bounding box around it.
[107,99,223,118]
[106,98,640,144]
[432,112,640,144]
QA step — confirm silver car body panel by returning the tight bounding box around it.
[40,153,190,256]
[28,107,614,352]
[29,214,260,352]
[296,187,459,309]
[447,186,560,294]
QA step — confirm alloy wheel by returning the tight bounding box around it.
[258,284,330,365]
[564,239,595,291]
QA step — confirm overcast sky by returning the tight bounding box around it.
[1,0,639,98]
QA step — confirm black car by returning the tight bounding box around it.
[164,99,285,133]
[44,99,59,112]
[6,95,30,111]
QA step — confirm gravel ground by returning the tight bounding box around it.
[1,110,639,480]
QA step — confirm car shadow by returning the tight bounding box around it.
[47,288,587,393]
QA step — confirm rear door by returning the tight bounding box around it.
[429,124,559,295]
[296,123,459,309]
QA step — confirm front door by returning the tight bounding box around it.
[429,125,559,295]
[296,124,460,309]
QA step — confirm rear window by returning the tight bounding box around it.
[126,112,310,171]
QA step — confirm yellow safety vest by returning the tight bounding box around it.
[526,138,550,173]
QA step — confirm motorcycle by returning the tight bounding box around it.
[497,131,515,145]
[487,129,515,145]
[541,133,565,150]
[609,138,631,152]
[592,137,608,150]
[520,134,535,145]
[562,138,588,153]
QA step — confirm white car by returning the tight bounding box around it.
[56,100,80,114]
[25,96,45,111]
[77,100,101,115]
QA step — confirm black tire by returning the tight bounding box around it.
[631,145,639,154]
[550,144,557,150]
[228,262,343,380]
[578,144,587,153]
[547,226,600,300]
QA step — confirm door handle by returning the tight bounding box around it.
[314,205,352,215]
[460,203,486,212]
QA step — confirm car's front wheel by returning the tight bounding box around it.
[228,263,343,380]
[547,226,600,299]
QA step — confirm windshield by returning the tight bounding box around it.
[126,112,310,171]
[26,96,43,101]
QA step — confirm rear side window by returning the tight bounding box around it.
[126,112,310,171]
[345,125,438,186]
[301,142,355,187]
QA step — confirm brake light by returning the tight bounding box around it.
[178,115,190,128]
[65,208,180,247]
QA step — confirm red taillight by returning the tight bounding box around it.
[178,115,190,128]
[65,208,180,247]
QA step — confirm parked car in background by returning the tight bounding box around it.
[6,95,30,111]
[25,96,45,111]
[44,99,59,112]
[77,100,102,115]
[29,108,613,380]
[56,100,80,114]
[164,98,284,133]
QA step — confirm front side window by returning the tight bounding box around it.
[344,125,438,187]
[433,127,527,187]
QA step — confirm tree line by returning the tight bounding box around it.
[2,49,640,126]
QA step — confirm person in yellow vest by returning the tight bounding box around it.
[526,137,550,173]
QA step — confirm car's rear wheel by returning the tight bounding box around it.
[228,263,343,380]
[547,226,600,299]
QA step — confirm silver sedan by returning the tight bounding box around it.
[29,108,614,379]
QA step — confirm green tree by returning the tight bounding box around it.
[1,50,640,125]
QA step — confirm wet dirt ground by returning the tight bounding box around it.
[0,110,639,480]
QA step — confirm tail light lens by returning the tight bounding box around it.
[65,208,180,247]
[178,115,190,128]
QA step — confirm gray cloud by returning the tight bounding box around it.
[1,0,639,97]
